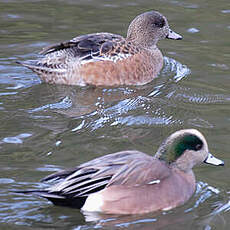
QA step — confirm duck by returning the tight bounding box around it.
[17,10,182,86]
[18,129,224,215]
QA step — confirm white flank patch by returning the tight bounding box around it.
[81,193,103,212]
[148,179,161,185]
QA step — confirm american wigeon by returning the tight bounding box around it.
[19,129,224,215]
[17,10,182,86]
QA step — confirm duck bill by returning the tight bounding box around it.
[167,29,182,40]
[204,153,224,166]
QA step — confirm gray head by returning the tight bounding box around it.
[126,11,182,48]
[155,129,224,172]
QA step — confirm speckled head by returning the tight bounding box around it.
[127,10,182,48]
[155,129,224,172]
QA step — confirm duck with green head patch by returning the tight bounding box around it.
[17,129,224,215]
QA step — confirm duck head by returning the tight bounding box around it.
[155,129,224,172]
[127,10,182,48]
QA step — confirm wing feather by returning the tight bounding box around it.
[39,33,123,56]
[40,151,170,199]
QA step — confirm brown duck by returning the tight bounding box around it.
[17,10,182,86]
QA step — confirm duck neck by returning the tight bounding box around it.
[126,31,158,49]
[127,38,158,49]
[171,161,192,172]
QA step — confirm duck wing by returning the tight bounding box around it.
[42,150,169,196]
[41,151,145,197]
[39,32,124,58]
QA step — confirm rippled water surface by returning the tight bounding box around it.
[0,0,230,229]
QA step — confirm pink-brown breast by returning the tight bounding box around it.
[80,49,163,86]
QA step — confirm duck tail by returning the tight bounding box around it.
[16,60,67,84]
[14,189,87,209]
[14,189,55,198]
[16,59,38,68]
[16,60,50,75]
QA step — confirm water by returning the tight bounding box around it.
[0,0,230,229]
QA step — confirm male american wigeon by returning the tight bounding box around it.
[17,10,182,86]
[19,129,224,215]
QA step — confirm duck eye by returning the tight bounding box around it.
[195,144,202,151]
[153,18,165,28]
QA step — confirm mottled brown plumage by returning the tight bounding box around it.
[17,11,182,86]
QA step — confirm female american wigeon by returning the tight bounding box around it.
[17,10,182,86]
[19,129,224,215]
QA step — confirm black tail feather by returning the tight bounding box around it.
[14,189,86,209]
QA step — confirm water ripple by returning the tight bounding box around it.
[1,133,32,145]
[163,56,191,82]
[164,85,230,105]
[29,96,72,113]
